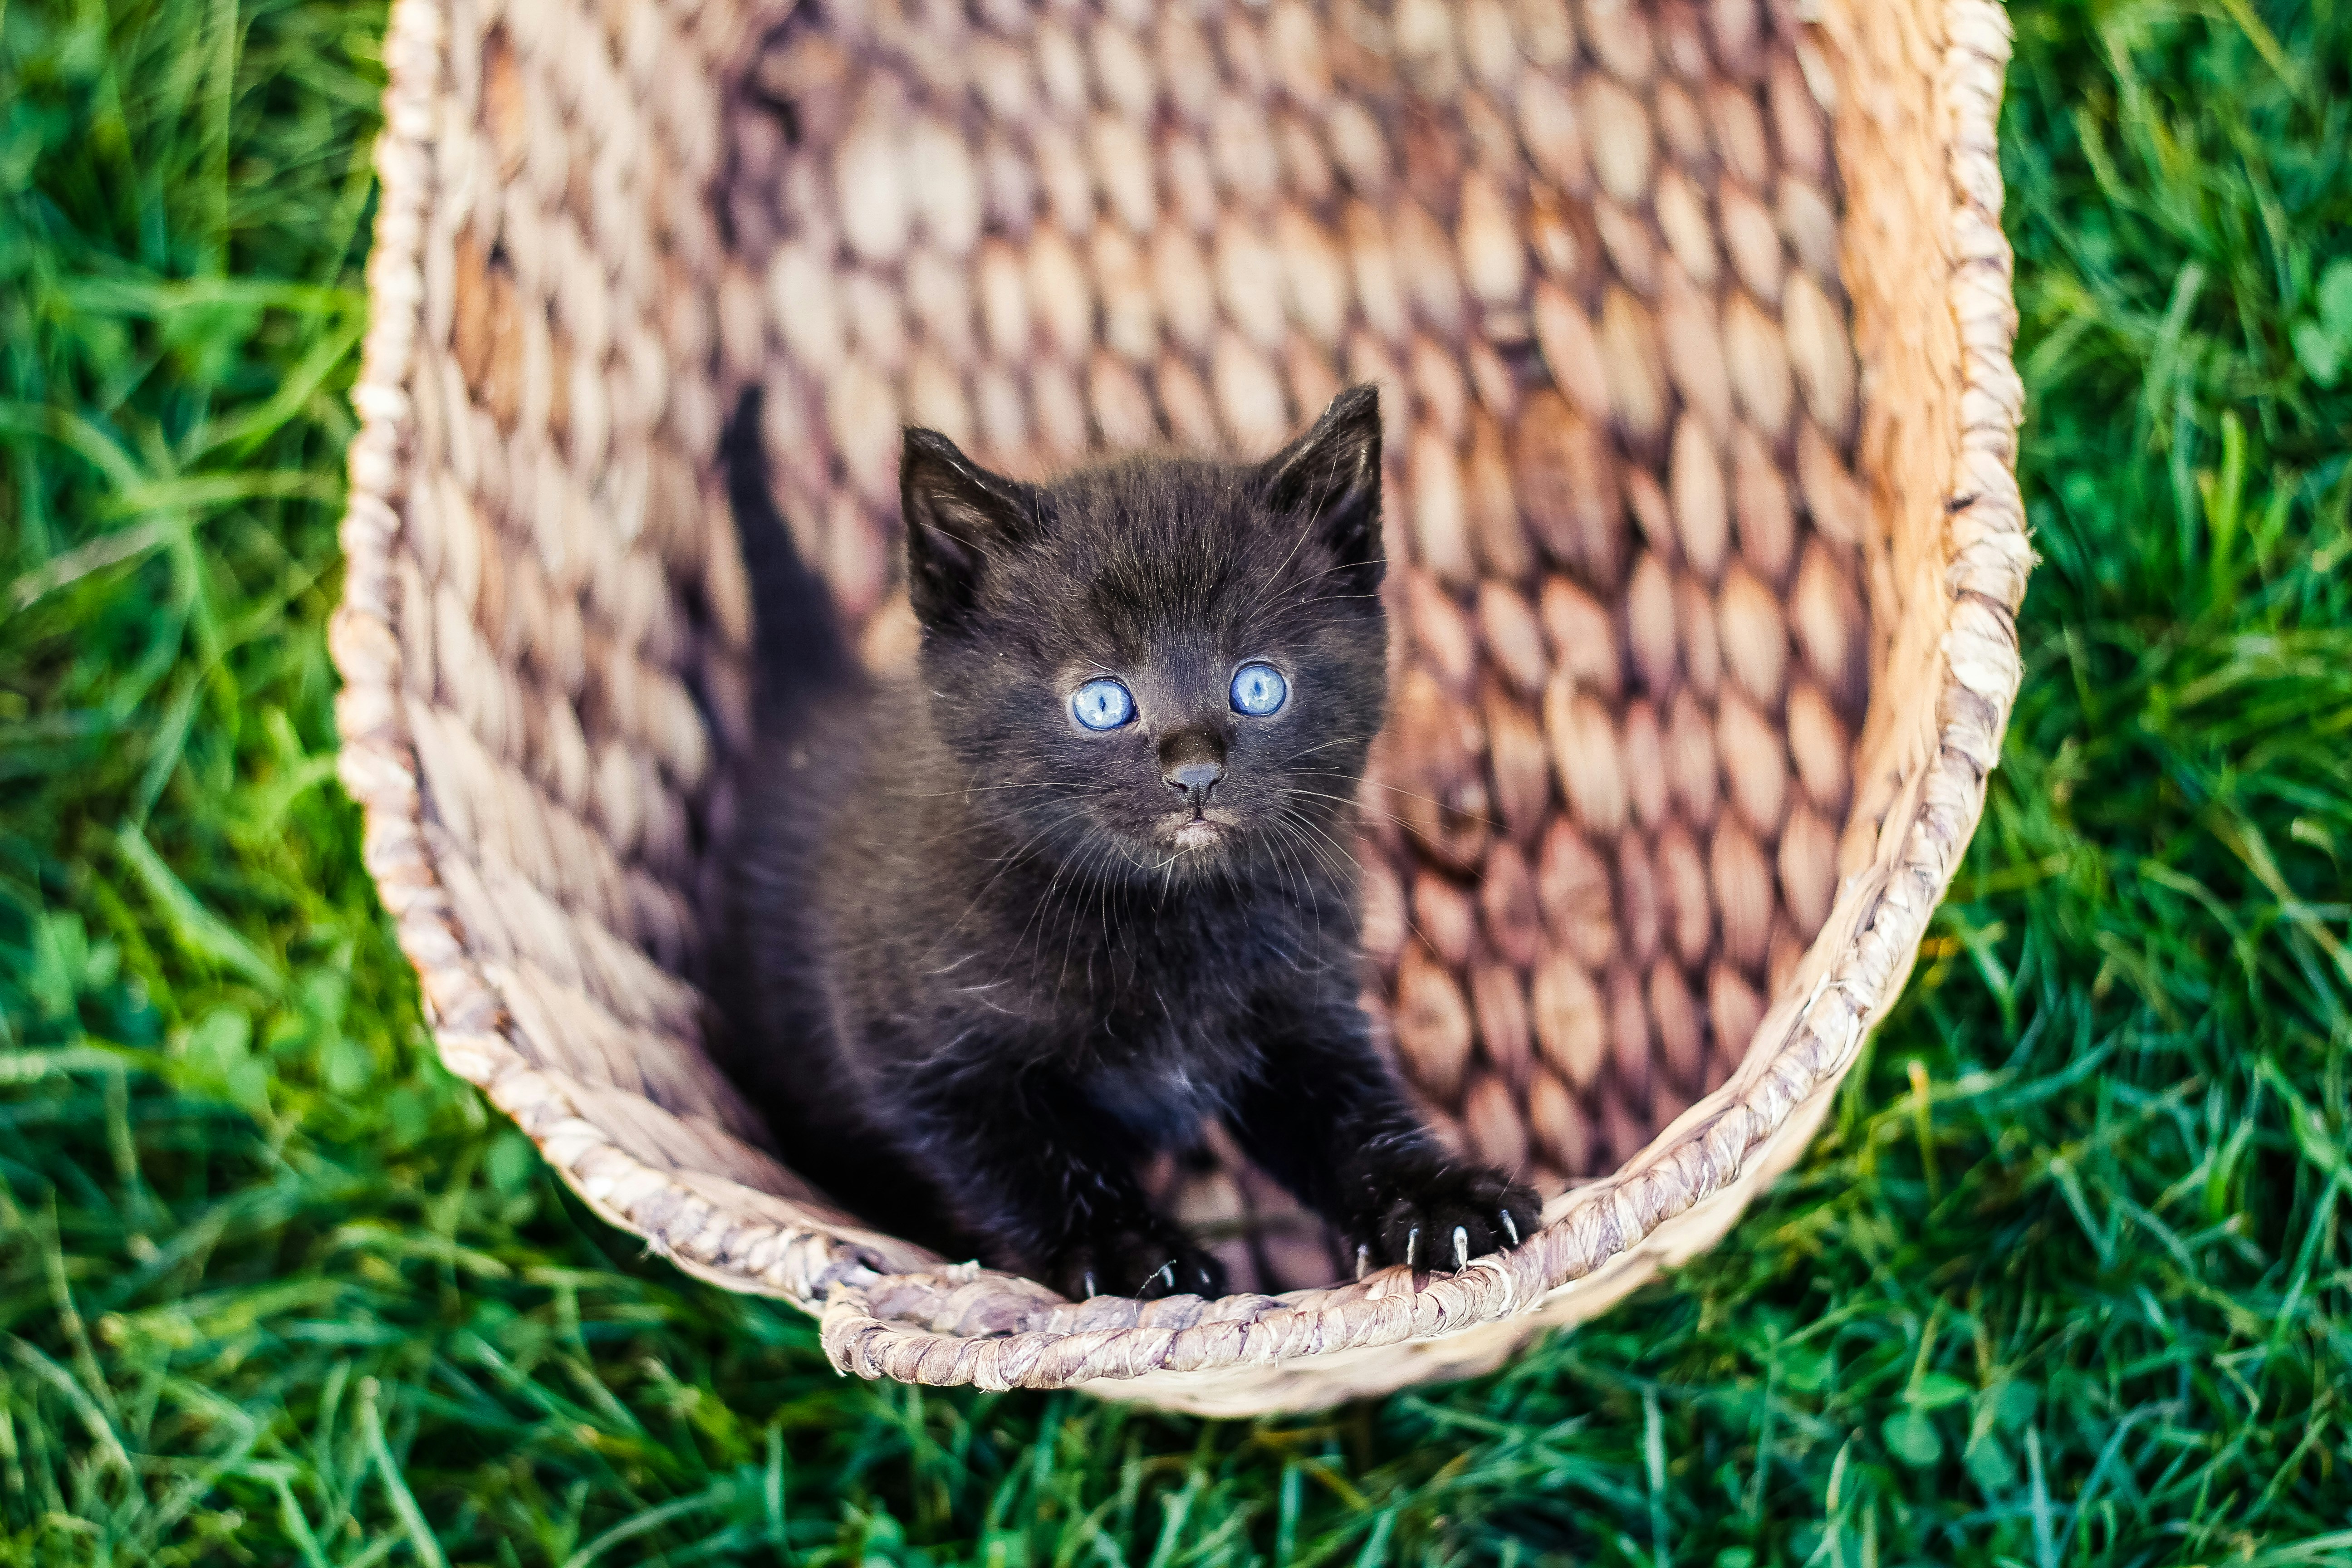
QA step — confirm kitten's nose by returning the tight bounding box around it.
[1165,761,1223,809]
[1159,730,1226,813]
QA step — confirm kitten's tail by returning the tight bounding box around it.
[723,386,854,719]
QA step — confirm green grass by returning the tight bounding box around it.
[4,0,2350,1561]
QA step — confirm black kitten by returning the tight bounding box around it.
[714,385,1541,1300]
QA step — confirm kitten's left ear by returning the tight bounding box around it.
[1257,385,1384,586]
[900,428,1041,632]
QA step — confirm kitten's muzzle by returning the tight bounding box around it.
[1158,730,1226,816]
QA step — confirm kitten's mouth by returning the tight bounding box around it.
[1158,811,1236,853]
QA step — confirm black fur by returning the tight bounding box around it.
[715,386,1540,1300]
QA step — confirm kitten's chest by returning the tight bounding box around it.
[1049,908,1307,1134]
[1065,890,1319,1022]
[899,862,1353,1124]
[1081,1021,1247,1138]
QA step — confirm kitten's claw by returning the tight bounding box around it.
[1353,1158,1543,1275]
[1355,1243,1371,1281]
[1049,1235,1224,1302]
[1134,1245,1225,1301]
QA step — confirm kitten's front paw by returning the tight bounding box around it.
[1045,1234,1228,1302]
[1354,1161,1541,1276]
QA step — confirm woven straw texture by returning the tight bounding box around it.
[333,0,2025,1415]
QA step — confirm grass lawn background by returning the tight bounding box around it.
[4,0,2350,1561]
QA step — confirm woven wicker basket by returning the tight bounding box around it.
[333,0,2025,1414]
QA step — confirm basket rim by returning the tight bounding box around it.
[330,0,2029,1396]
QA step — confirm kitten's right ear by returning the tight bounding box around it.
[899,428,1039,630]
[1258,385,1384,585]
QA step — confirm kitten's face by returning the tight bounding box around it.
[901,389,1389,884]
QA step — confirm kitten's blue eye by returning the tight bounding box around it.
[1230,662,1289,717]
[1071,678,1136,731]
